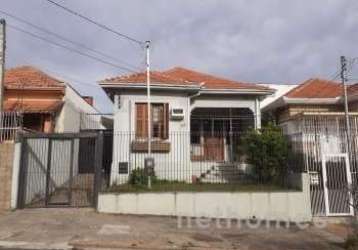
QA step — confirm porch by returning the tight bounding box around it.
[190,107,255,162]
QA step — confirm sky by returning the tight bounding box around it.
[2,0,358,112]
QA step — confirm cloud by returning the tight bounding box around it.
[2,0,358,112]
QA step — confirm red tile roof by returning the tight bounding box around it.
[163,67,269,91]
[5,66,65,89]
[100,67,271,92]
[100,71,196,86]
[284,78,342,98]
[348,83,358,96]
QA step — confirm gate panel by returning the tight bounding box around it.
[18,132,102,208]
[46,139,73,206]
[322,154,353,216]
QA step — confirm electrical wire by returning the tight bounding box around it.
[44,0,143,45]
[0,9,141,71]
[8,23,137,73]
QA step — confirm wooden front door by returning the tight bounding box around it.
[204,136,224,161]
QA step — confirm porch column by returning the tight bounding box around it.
[255,98,261,129]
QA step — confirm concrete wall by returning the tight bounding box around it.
[0,142,15,211]
[56,85,102,133]
[98,173,312,222]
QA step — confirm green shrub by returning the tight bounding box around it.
[243,123,289,184]
[129,168,157,187]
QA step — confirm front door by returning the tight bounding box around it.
[322,153,354,216]
[204,136,224,161]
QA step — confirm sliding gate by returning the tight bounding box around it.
[17,132,103,208]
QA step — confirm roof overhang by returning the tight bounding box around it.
[262,96,342,112]
[100,82,274,96]
[100,82,201,92]
[199,88,274,95]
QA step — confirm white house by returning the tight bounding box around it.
[99,67,274,184]
[56,84,106,132]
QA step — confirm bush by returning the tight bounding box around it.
[243,123,289,184]
[129,168,157,187]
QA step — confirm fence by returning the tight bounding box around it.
[106,130,294,193]
[286,114,358,216]
[0,111,22,142]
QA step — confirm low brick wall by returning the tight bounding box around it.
[0,142,15,211]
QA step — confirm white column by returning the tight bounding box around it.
[255,98,261,129]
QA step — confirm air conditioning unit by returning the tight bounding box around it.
[170,108,184,120]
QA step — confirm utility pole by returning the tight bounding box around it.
[145,40,152,189]
[146,40,151,156]
[341,56,351,155]
[0,19,6,113]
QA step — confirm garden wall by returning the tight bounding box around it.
[0,142,15,211]
[98,173,312,222]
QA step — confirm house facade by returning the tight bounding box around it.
[100,67,274,184]
[2,66,104,136]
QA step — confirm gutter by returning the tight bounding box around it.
[262,96,342,112]
[99,83,201,91]
[100,83,274,96]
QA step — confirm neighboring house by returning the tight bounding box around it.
[4,66,65,133]
[99,67,274,184]
[259,83,298,109]
[2,66,104,135]
[262,78,347,134]
[263,78,358,216]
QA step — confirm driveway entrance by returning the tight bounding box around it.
[17,132,104,208]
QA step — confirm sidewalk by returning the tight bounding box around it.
[0,208,348,250]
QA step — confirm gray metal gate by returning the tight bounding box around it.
[17,132,103,208]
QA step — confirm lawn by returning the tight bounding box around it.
[105,180,299,193]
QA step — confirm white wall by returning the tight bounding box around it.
[111,91,191,184]
[99,174,312,222]
[260,84,298,109]
[55,85,103,132]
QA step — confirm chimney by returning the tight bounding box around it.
[82,96,93,106]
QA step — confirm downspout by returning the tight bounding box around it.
[188,82,204,116]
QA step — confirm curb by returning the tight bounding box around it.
[0,240,71,250]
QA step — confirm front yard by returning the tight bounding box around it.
[105,180,298,193]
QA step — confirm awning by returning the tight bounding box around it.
[4,99,64,113]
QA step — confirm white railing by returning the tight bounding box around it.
[0,111,22,142]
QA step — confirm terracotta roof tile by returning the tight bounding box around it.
[284,78,342,98]
[5,66,65,89]
[348,83,358,96]
[163,67,269,91]
[100,67,272,92]
[99,71,197,86]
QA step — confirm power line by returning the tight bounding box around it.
[8,23,137,73]
[44,0,143,45]
[0,9,141,71]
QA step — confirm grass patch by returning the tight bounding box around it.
[105,180,299,193]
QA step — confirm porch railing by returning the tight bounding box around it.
[0,111,22,142]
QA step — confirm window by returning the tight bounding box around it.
[135,103,169,140]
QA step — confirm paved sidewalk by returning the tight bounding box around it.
[0,208,348,250]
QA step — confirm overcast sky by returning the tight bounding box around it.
[2,0,358,112]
